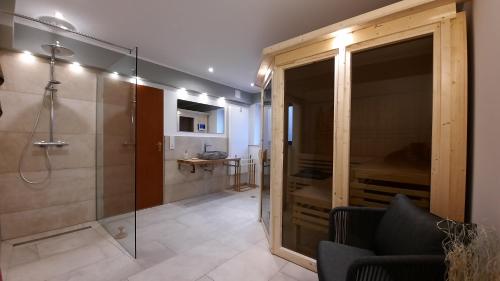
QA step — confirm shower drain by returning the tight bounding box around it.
[12,226,92,247]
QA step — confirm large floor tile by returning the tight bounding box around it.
[279,262,318,281]
[128,240,239,281]
[135,241,177,268]
[207,245,287,281]
[46,255,142,281]
[6,244,107,281]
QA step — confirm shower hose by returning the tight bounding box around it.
[18,84,52,185]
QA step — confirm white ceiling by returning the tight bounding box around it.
[15,0,399,93]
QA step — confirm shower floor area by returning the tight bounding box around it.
[0,189,317,281]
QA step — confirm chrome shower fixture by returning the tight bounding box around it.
[38,16,77,32]
[18,41,74,185]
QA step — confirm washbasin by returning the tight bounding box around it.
[197,151,228,160]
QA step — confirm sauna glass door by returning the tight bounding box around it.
[260,78,272,235]
[348,36,433,209]
[282,58,335,258]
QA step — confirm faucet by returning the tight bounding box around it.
[204,143,212,152]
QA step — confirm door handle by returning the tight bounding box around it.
[157,141,162,152]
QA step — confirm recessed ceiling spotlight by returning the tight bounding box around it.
[111,72,119,79]
[20,50,35,63]
[208,67,214,73]
[250,83,255,87]
[70,61,83,73]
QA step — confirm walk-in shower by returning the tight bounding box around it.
[18,41,72,184]
[1,7,138,258]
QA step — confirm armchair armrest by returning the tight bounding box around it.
[346,255,446,281]
[329,207,386,250]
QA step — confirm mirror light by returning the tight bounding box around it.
[199,92,209,102]
[177,87,188,98]
[217,97,226,106]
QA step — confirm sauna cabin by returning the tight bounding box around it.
[256,0,468,270]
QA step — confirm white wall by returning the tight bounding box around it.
[471,0,500,232]
[248,103,261,146]
[228,104,249,159]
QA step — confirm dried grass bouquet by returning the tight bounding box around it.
[438,219,500,281]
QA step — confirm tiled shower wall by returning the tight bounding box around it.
[0,50,97,240]
[164,136,229,203]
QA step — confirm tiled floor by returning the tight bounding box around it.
[1,189,318,281]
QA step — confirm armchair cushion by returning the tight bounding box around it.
[317,241,374,281]
[373,194,445,256]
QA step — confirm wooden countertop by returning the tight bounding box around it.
[177,158,240,173]
[177,158,240,165]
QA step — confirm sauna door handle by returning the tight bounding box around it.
[157,141,162,152]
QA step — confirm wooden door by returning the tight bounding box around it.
[136,85,164,210]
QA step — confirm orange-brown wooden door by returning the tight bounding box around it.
[136,85,164,210]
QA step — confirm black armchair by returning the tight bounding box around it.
[317,194,447,281]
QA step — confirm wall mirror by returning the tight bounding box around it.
[177,99,225,134]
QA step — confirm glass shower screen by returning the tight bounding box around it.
[96,48,138,257]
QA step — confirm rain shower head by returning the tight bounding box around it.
[38,16,77,32]
[41,42,74,57]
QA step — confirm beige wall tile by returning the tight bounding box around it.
[0,200,95,240]
[100,77,135,107]
[0,132,95,173]
[0,91,40,133]
[101,134,134,167]
[100,103,132,137]
[0,50,97,102]
[0,49,102,240]
[163,136,229,203]
[0,91,96,135]
[0,51,49,96]
[164,136,228,161]
[0,168,95,214]
[55,64,97,102]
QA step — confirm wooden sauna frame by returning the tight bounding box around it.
[256,0,468,271]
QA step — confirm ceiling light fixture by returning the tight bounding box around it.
[250,83,255,87]
[111,72,119,79]
[208,67,214,73]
